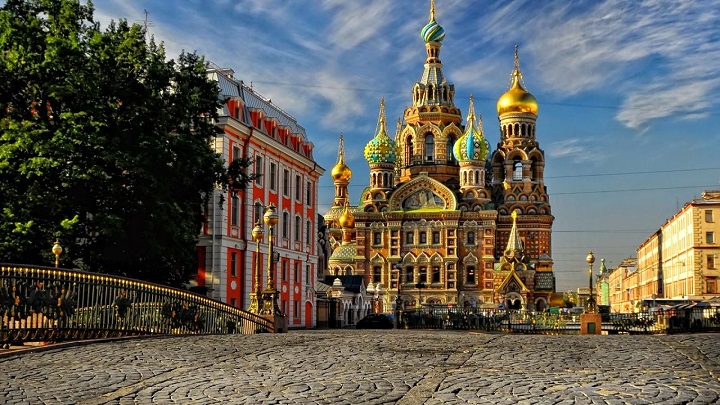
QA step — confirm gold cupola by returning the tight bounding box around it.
[331,134,352,182]
[497,45,538,116]
[338,202,355,229]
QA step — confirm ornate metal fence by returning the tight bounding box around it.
[399,306,720,335]
[0,264,273,347]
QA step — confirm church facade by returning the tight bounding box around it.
[324,2,557,312]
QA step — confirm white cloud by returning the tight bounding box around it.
[547,138,605,164]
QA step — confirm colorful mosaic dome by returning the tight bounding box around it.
[453,96,489,162]
[364,99,397,165]
[420,1,445,43]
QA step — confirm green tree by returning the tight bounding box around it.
[0,0,255,285]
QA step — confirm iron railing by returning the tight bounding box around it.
[398,306,720,335]
[0,264,273,347]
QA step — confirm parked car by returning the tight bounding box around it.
[356,313,394,329]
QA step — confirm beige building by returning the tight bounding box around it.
[602,191,720,312]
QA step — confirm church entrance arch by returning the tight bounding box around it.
[504,292,523,310]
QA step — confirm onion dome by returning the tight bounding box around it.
[420,0,445,44]
[364,98,398,164]
[453,95,489,162]
[338,202,355,229]
[331,134,352,182]
[497,45,538,116]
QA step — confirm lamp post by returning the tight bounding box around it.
[375,284,382,313]
[51,241,62,268]
[248,220,264,314]
[261,204,281,315]
[586,251,596,313]
[415,282,426,308]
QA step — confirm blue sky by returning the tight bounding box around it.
[94,0,720,292]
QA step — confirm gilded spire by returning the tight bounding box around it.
[466,93,476,125]
[453,94,488,162]
[377,98,386,135]
[430,0,436,22]
[365,98,398,165]
[337,133,345,164]
[504,210,523,256]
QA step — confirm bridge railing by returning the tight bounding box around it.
[1,264,273,346]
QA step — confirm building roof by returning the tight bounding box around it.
[322,275,365,293]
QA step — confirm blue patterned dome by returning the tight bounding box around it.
[420,0,445,43]
[453,96,489,162]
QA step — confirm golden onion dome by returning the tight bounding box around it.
[338,204,355,229]
[331,162,352,182]
[331,134,352,182]
[497,46,538,116]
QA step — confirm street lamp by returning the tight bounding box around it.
[586,251,596,313]
[415,282,426,308]
[261,204,281,315]
[375,284,382,313]
[51,241,62,268]
[248,220,264,314]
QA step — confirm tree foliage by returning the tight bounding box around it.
[0,0,254,285]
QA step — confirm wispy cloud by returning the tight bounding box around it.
[546,138,606,164]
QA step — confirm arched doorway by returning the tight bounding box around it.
[505,292,523,310]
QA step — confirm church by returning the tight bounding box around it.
[323,1,557,312]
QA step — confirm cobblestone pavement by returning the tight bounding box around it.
[1,330,720,404]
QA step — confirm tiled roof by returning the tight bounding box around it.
[329,243,356,261]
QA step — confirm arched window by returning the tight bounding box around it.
[467,231,475,245]
[531,157,539,180]
[447,136,455,163]
[466,266,476,284]
[513,158,523,181]
[373,266,382,283]
[425,134,434,162]
[405,135,413,166]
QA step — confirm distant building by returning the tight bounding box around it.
[603,190,720,312]
[321,1,558,315]
[195,66,324,328]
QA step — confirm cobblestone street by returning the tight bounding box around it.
[1,330,720,404]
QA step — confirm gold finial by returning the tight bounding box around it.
[337,133,345,164]
[514,44,520,73]
[466,94,476,125]
[511,209,518,222]
[477,113,483,134]
[430,0,436,22]
[376,98,387,136]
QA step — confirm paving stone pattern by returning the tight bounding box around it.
[1,330,720,404]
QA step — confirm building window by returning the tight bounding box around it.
[432,231,440,244]
[405,232,414,244]
[707,232,715,244]
[295,174,301,200]
[230,252,237,277]
[255,156,263,185]
[253,202,262,224]
[282,212,289,238]
[706,210,714,222]
[282,261,289,282]
[708,255,717,270]
[294,215,301,241]
[306,220,311,244]
[405,266,414,283]
[295,262,300,283]
[432,266,440,283]
[373,266,382,283]
[373,232,382,245]
[466,266,475,284]
[283,169,289,196]
[708,278,717,294]
[419,266,427,283]
[467,231,475,245]
[513,158,522,181]
[270,163,277,191]
[306,181,312,205]
[232,145,240,162]
[419,231,427,244]
[294,300,300,318]
[446,136,455,163]
[230,298,237,307]
[231,195,239,227]
[425,134,434,161]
